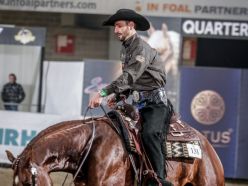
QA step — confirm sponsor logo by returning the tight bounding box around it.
[0,128,37,146]
[201,129,233,147]
[191,90,225,125]
[14,28,36,44]
[84,76,108,94]
[182,19,248,37]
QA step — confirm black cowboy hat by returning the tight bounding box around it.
[103,9,150,31]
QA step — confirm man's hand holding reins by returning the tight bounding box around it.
[107,95,117,109]
[88,92,103,108]
[88,91,118,109]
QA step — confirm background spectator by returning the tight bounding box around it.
[1,73,25,111]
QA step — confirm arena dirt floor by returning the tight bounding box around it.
[1,167,248,186]
[0,167,73,185]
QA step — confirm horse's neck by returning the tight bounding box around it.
[25,121,94,172]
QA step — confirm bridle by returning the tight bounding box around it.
[12,155,37,186]
[30,167,38,186]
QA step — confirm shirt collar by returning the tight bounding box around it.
[123,34,137,48]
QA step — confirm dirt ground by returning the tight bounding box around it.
[0,168,73,186]
[1,167,248,186]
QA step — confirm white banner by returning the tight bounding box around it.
[0,0,248,20]
[0,111,82,163]
[42,61,84,116]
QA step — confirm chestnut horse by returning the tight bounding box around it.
[6,116,225,186]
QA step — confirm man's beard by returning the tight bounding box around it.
[116,34,125,41]
[116,30,129,42]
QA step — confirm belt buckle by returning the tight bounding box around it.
[132,90,140,102]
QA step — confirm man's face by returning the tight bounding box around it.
[9,75,15,84]
[114,20,132,41]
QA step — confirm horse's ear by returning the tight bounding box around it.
[147,22,155,36]
[140,35,148,42]
[162,23,169,36]
[6,150,16,163]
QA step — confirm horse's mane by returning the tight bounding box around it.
[11,117,102,171]
[19,118,94,157]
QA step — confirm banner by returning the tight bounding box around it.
[138,0,248,21]
[236,69,248,178]
[179,67,241,178]
[0,26,46,46]
[0,111,81,163]
[182,19,248,39]
[82,59,122,116]
[42,61,84,116]
[1,0,248,20]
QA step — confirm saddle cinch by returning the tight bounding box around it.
[107,103,202,160]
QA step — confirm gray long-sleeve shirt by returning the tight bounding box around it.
[104,33,167,95]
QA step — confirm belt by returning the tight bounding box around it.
[132,87,167,108]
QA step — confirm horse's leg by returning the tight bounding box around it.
[194,133,225,186]
[166,132,225,186]
[36,169,53,186]
[86,146,132,186]
[166,160,198,186]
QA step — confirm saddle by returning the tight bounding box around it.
[106,103,202,185]
[107,103,202,160]
[166,114,202,159]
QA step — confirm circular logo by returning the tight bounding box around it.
[191,90,225,125]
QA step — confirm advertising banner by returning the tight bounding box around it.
[1,0,248,21]
[0,111,81,163]
[82,59,122,116]
[181,19,248,40]
[179,67,241,177]
[139,17,182,110]
[236,69,248,178]
[0,26,46,46]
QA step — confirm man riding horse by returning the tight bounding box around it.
[89,9,173,186]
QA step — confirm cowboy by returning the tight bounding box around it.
[89,9,173,186]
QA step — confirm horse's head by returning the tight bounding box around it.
[141,23,171,55]
[6,150,52,186]
[140,23,180,75]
